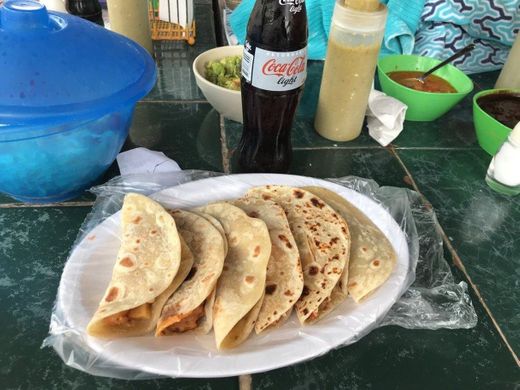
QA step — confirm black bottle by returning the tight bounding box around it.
[66,0,104,27]
[237,0,308,173]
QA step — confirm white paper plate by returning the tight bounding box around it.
[57,174,409,378]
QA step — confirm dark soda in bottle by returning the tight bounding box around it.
[66,0,104,26]
[238,0,308,173]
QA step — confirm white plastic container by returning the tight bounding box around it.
[486,121,520,196]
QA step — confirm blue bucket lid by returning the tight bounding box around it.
[0,0,156,126]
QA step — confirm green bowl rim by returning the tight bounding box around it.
[377,54,474,96]
[473,88,520,131]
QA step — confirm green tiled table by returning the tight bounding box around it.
[1,2,519,389]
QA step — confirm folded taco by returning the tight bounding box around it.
[156,210,226,336]
[195,202,271,349]
[245,186,351,324]
[190,211,229,258]
[87,193,183,338]
[233,198,303,333]
[303,186,397,303]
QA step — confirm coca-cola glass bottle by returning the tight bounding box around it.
[66,0,104,26]
[237,0,308,173]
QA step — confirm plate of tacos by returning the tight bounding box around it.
[57,174,410,377]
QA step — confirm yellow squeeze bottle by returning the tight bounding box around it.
[314,0,387,142]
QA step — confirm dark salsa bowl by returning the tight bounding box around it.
[473,89,520,155]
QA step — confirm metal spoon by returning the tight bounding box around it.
[410,43,475,84]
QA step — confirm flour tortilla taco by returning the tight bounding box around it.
[156,210,226,336]
[303,186,397,303]
[195,202,271,349]
[87,193,182,338]
[233,198,303,333]
[189,211,229,258]
[245,186,350,324]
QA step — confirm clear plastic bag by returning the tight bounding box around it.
[44,171,477,379]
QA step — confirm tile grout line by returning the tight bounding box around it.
[390,146,520,367]
[389,146,483,151]
[219,114,231,174]
[472,78,486,92]
[291,146,482,151]
[140,99,210,104]
[220,115,251,390]
[0,200,95,208]
[210,19,247,390]
[239,373,252,390]
[293,146,383,151]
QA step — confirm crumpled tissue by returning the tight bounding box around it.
[117,147,181,175]
[366,89,408,147]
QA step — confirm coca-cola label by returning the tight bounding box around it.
[242,43,307,92]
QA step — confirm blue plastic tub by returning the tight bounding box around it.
[0,105,134,202]
[0,1,156,202]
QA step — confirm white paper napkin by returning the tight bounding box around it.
[117,147,181,175]
[366,89,408,147]
[158,0,194,26]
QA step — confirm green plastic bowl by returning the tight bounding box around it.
[473,89,519,156]
[378,55,474,121]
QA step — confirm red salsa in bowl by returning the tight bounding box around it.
[388,71,457,93]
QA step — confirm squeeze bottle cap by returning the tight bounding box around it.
[344,0,381,12]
